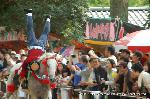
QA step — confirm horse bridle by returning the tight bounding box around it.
[28,56,60,84]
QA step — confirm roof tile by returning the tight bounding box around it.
[88,7,149,27]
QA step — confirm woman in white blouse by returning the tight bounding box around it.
[101,59,117,92]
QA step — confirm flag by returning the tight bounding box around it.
[60,46,75,58]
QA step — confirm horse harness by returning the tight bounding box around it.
[13,56,59,90]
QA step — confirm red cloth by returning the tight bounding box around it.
[50,83,57,89]
[7,84,15,93]
[141,57,147,66]
[109,22,115,41]
[19,49,44,78]
[31,71,50,85]
[25,49,44,63]
[119,27,124,39]
[41,58,49,76]
[128,46,150,53]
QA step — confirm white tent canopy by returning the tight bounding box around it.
[114,29,150,53]
[127,30,150,46]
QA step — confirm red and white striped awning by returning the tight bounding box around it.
[114,29,150,53]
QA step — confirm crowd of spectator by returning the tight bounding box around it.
[0,46,150,99]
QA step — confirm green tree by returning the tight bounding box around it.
[0,0,88,42]
[88,0,148,7]
[88,0,110,7]
[128,0,149,6]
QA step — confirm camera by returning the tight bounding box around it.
[71,55,76,58]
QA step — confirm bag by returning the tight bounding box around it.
[18,83,26,98]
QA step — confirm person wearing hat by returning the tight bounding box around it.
[19,49,26,55]
[10,51,16,60]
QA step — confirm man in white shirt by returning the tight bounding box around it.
[104,46,117,65]
[131,63,150,94]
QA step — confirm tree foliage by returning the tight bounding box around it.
[128,0,149,7]
[88,0,110,7]
[0,0,88,42]
[88,0,149,7]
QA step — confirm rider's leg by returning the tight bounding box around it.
[38,16,51,49]
[26,10,37,47]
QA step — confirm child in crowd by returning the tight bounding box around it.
[61,69,70,86]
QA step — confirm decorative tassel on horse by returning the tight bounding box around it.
[7,83,15,93]
[50,82,57,89]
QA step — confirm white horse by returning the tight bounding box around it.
[6,52,61,99]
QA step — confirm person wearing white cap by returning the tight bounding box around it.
[19,49,26,55]
[11,51,16,55]
[10,51,16,61]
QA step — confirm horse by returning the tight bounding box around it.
[6,52,61,99]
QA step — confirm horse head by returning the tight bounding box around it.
[37,52,64,82]
[44,52,58,81]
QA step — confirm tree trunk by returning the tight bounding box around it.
[110,0,128,21]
